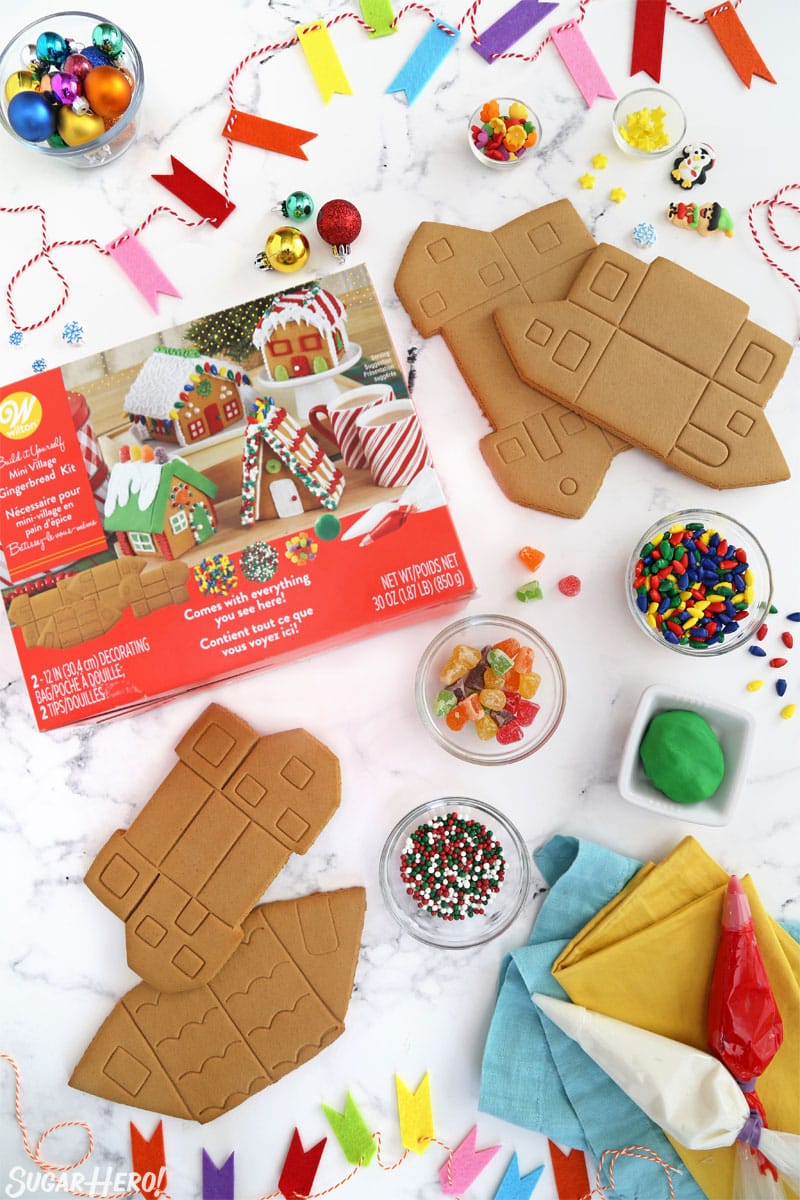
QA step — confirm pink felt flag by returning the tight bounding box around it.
[439,1126,500,1195]
[106,230,181,312]
[550,21,616,106]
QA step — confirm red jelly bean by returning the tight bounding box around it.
[757,624,768,641]
[782,631,794,648]
[770,657,788,668]
[496,719,523,744]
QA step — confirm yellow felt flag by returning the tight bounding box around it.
[297,21,352,104]
[396,1072,434,1154]
[551,837,800,1200]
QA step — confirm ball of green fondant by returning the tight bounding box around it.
[639,710,725,804]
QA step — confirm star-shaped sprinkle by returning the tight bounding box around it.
[579,173,596,190]
[591,153,608,169]
[610,187,627,203]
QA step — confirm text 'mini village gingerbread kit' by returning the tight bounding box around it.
[0,263,474,731]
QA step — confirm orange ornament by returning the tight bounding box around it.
[84,65,132,118]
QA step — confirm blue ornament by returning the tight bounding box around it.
[81,45,113,67]
[32,358,48,374]
[8,330,23,347]
[8,91,57,142]
[281,191,314,222]
[632,221,657,249]
[35,30,67,65]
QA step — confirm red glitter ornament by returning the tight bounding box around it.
[316,198,362,260]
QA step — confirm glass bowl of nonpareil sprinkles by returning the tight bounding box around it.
[379,798,532,948]
[415,613,566,763]
[626,509,772,656]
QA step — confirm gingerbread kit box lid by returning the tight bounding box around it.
[0,263,474,731]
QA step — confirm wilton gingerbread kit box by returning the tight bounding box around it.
[0,264,474,731]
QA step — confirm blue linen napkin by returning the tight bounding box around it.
[479,835,707,1200]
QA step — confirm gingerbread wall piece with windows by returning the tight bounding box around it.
[123,346,249,446]
[252,283,350,381]
[104,446,219,559]
[240,399,345,526]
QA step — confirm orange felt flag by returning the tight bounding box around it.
[704,2,775,87]
[548,1141,590,1199]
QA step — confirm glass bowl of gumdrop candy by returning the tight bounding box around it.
[0,12,144,167]
[415,613,566,764]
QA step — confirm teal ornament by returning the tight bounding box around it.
[35,30,68,65]
[281,191,314,222]
[8,91,57,142]
[92,22,124,59]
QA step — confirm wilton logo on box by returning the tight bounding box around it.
[4,1166,167,1196]
[0,391,43,441]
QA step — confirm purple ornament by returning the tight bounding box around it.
[63,52,92,82]
[52,72,80,105]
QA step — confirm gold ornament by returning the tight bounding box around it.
[263,226,310,273]
[57,106,105,146]
[4,71,36,102]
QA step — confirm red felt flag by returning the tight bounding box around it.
[152,157,235,227]
[630,0,667,82]
[278,1128,327,1199]
[130,1121,167,1200]
[548,1142,590,1200]
[704,2,775,87]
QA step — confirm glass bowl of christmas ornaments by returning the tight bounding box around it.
[0,12,143,167]
[379,797,532,948]
[415,613,566,764]
[468,97,541,168]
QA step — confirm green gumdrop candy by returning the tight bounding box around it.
[639,710,725,804]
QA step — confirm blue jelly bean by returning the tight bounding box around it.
[777,679,788,697]
[637,593,648,613]
[663,630,679,644]
[749,646,767,657]
[788,612,800,622]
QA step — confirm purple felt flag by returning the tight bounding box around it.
[202,1150,235,1200]
[472,0,558,63]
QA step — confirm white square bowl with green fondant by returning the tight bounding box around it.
[617,684,755,826]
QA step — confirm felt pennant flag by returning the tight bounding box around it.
[202,1150,235,1200]
[360,0,396,37]
[322,1092,377,1166]
[386,19,459,104]
[494,1153,545,1200]
[151,157,235,227]
[548,1142,590,1200]
[630,0,667,82]
[298,20,353,103]
[704,2,776,87]
[550,21,616,106]
[396,1072,434,1154]
[439,1126,500,1195]
[106,230,181,313]
[472,0,558,64]
[130,1122,167,1200]
[278,1129,327,1199]
[222,108,317,160]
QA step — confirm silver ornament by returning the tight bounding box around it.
[71,95,90,115]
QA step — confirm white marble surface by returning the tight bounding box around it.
[1,0,799,1195]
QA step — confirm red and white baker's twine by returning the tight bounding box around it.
[0,0,754,332]
[579,1145,682,1200]
[748,185,800,332]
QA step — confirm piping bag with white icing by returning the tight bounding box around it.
[532,994,800,1192]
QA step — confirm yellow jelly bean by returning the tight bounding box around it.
[746,680,764,692]
[646,615,657,628]
[519,672,541,699]
[780,704,796,720]
[475,714,498,740]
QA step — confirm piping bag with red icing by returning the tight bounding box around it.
[708,876,785,1193]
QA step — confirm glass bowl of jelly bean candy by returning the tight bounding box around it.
[626,509,773,656]
[0,12,144,168]
[612,88,686,158]
[468,98,541,168]
[415,614,566,763]
[379,797,532,948]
